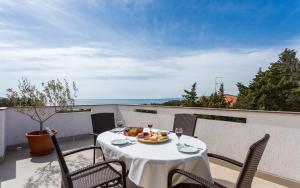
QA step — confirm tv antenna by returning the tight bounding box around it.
[215,77,224,93]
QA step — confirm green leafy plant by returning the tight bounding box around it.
[195,114,246,123]
[7,78,78,132]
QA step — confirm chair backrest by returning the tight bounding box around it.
[235,134,270,188]
[173,114,197,137]
[46,128,71,188]
[91,113,115,134]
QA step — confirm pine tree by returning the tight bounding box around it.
[182,82,198,107]
[207,83,227,108]
[235,48,300,111]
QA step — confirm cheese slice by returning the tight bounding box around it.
[149,135,158,141]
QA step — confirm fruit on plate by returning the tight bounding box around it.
[137,132,149,138]
[137,130,169,143]
[158,135,168,140]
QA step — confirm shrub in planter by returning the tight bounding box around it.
[7,78,77,156]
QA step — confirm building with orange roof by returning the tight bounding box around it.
[224,94,237,107]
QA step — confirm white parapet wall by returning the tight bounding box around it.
[4,105,118,146]
[1,104,300,183]
[118,105,300,183]
[0,107,6,159]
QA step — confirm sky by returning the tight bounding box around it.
[0,0,300,99]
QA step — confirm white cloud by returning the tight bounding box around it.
[0,43,293,98]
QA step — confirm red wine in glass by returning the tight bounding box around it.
[148,123,153,133]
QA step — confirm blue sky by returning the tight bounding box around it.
[0,0,300,98]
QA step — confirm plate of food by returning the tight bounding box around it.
[137,131,169,144]
[124,127,144,137]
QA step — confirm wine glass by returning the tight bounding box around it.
[116,120,123,128]
[148,122,153,133]
[175,128,183,146]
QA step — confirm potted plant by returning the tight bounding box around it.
[7,78,77,156]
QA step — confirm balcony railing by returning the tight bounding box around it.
[0,104,300,186]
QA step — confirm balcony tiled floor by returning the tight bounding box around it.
[0,136,290,188]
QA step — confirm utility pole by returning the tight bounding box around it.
[215,77,223,93]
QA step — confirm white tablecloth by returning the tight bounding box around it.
[97,130,212,188]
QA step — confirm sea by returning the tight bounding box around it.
[75,98,180,105]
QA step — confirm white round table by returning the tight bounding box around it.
[97,130,212,188]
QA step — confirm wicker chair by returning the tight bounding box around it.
[46,128,127,188]
[168,134,270,188]
[90,113,116,163]
[173,114,197,137]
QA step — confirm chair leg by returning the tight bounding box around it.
[93,135,96,164]
[93,149,95,164]
[122,176,127,188]
[168,171,174,188]
[123,182,127,188]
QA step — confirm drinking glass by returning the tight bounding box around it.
[175,128,183,146]
[148,122,153,133]
[116,120,123,128]
[116,120,124,138]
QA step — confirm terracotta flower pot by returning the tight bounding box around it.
[25,129,58,156]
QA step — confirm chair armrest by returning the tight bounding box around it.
[68,159,126,177]
[63,146,102,157]
[208,153,243,167]
[168,169,220,188]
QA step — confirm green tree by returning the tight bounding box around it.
[199,95,208,107]
[234,82,249,109]
[182,82,199,107]
[281,49,300,109]
[207,83,227,108]
[235,48,300,111]
[161,100,184,106]
[0,98,9,107]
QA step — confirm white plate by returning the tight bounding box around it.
[111,139,129,145]
[178,145,200,153]
[111,127,125,132]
